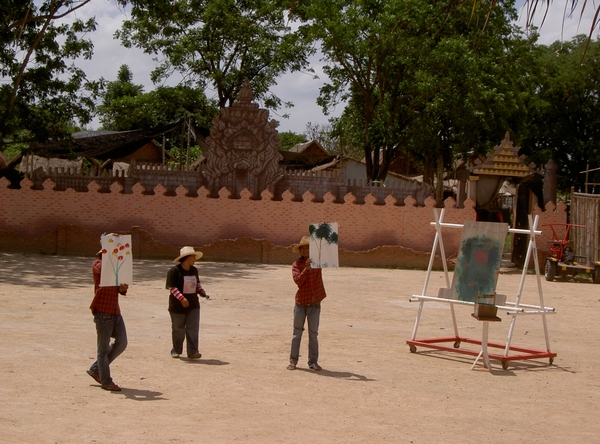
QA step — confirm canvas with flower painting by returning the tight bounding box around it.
[99,234,133,287]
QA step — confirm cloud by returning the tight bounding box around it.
[514,0,599,45]
[66,1,599,133]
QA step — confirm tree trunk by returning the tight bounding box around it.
[435,153,445,206]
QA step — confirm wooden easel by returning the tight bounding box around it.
[406,208,557,371]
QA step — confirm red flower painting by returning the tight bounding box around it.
[103,237,132,286]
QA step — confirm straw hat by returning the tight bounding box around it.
[292,236,310,253]
[174,246,203,263]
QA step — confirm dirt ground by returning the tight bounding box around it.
[0,252,599,444]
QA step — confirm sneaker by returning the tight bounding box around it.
[101,382,122,391]
[309,363,322,371]
[171,351,180,359]
[187,353,202,359]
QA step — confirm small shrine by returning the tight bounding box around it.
[202,78,283,198]
[457,132,531,220]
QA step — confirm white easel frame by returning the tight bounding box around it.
[406,208,557,370]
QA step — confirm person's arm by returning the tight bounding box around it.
[292,260,310,287]
[166,267,190,306]
[169,287,189,307]
[196,281,210,299]
[92,260,102,291]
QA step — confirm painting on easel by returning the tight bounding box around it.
[99,233,133,287]
[309,222,339,268]
[451,221,508,303]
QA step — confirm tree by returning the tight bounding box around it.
[115,0,314,114]
[303,121,353,156]
[96,64,219,166]
[397,4,539,203]
[278,131,307,151]
[0,0,99,152]
[520,35,600,193]
[97,64,217,133]
[297,0,533,201]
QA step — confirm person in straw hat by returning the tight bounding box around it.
[166,246,210,359]
[287,236,327,371]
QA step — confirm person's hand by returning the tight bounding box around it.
[181,297,190,308]
[305,259,312,270]
[119,284,128,293]
[203,293,210,300]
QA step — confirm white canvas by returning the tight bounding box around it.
[99,234,133,287]
[309,222,339,268]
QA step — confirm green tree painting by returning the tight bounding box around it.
[309,223,339,268]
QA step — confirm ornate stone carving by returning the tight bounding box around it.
[203,79,283,198]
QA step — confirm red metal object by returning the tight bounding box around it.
[406,336,557,370]
[542,223,600,282]
[543,223,585,261]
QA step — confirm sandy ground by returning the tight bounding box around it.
[0,252,599,444]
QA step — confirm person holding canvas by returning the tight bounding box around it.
[87,249,129,392]
[287,236,327,371]
[166,246,210,360]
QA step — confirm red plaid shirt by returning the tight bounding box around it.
[292,256,327,306]
[89,258,126,315]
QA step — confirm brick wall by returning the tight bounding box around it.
[532,200,570,261]
[0,176,566,266]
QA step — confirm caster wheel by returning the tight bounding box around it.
[502,361,509,370]
[453,340,461,349]
[409,345,417,353]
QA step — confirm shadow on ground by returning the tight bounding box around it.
[0,253,283,289]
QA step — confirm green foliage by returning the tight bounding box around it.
[1,129,29,160]
[167,145,205,167]
[520,35,600,193]
[0,1,100,152]
[296,0,533,198]
[96,64,219,166]
[278,131,307,151]
[115,0,314,112]
[97,65,218,133]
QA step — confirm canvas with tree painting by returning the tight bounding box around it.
[309,222,339,268]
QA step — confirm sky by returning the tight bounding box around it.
[65,0,599,134]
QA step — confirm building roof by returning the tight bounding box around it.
[315,155,426,184]
[279,151,336,169]
[28,120,183,160]
[289,140,329,156]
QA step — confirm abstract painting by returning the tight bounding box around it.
[451,221,508,303]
